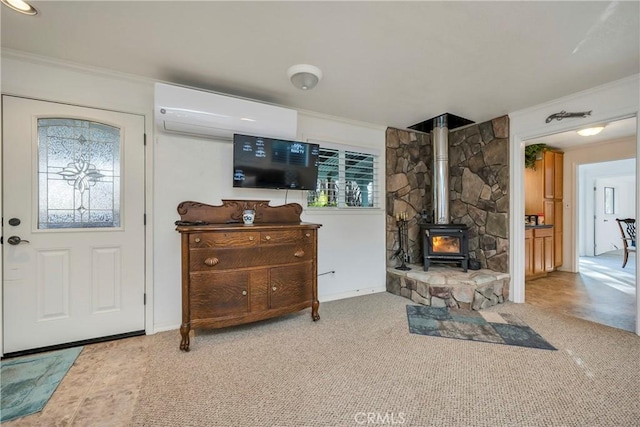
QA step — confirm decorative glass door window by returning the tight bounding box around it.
[38,118,121,229]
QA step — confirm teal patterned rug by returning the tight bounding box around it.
[1,347,83,422]
[407,305,556,350]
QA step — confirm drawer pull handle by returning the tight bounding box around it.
[294,250,305,258]
[194,237,201,243]
[265,235,271,241]
[204,257,219,266]
[242,290,247,296]
[272,286,277,292]
[249,236,254,241]
[305,233,311,237]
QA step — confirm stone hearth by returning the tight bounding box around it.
[387,265,510,310]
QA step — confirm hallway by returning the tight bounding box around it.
[526,250,636,332]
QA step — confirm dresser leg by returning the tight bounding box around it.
[180,322,191,351]
[312,300,320,321]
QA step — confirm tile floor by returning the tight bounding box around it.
[526,250,636,332]
[3,335,148,426]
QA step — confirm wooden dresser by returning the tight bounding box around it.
[175,200,321,351]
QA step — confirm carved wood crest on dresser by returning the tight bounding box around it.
[176,200,321,351]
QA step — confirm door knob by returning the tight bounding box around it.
[7,236,29,245]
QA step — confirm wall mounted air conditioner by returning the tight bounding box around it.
[154,83,297,140]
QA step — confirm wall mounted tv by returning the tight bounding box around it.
[233,134,320,190]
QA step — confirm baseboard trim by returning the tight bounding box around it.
[319,286,387,303]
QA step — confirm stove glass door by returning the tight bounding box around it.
[431,235,461,254]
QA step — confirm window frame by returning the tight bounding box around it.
[304,139,382,211]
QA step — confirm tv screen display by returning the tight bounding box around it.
[233,134,319,190]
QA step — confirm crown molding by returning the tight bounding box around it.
[510,73,640,119]
[1,48,155,86]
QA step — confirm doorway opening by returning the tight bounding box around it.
[524,116,637,332]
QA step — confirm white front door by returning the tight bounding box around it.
[2,96,145,354]
[594,182,617,255]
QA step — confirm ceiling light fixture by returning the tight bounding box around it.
[1,0,38,15]
[287,64,323,91]
[576,125,605,136]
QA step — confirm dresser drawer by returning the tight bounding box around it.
[260,229,315,244]
[260,244,314,265]
[189,247,260,271]
[189,232,260,248]
[189,244,314,271]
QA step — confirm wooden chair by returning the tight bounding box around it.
[615,218,636,268]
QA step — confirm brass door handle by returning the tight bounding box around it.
[265,235,271,241]
[204,257,219,266]
[294,250,305,257]
[242,290,247,296]
[249,236,255,241]
[194,237,201,243]
[272,286,277,291]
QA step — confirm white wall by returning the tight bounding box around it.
[153,113,386,331]
[1,52,387,336]
[298,113,387,302]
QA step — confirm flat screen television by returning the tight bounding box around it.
[233,134,320,190]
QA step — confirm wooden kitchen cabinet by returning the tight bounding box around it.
[176,200,321,351]
[542,197,563,268]
[525,226,554,280]
[554,152,564,199]
[543,230,555,272]
[554,200,563,267]
[526,148,563,269]
[544,150,563,200]
[543,199,555,225]
[525,229,534,277]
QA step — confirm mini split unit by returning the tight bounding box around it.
[154,83,297,141]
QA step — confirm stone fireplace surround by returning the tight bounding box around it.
[387,265,510,310]
[386,116,510,309]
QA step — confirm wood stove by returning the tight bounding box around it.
[422,224,469,272]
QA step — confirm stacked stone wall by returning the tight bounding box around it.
[449,116,509,272]
[385,129,431,265]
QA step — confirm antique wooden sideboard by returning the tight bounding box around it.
[175,199,321,351]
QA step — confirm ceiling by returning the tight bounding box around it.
[581,158,635,179]
[1,1,639,130]
[527,116,638,150]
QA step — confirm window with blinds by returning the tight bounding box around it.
[307,145,379,208]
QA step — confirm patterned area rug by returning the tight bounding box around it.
[0,347,83,422]
[406,305,556,350]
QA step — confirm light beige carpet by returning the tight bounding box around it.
[132,292,640,426]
